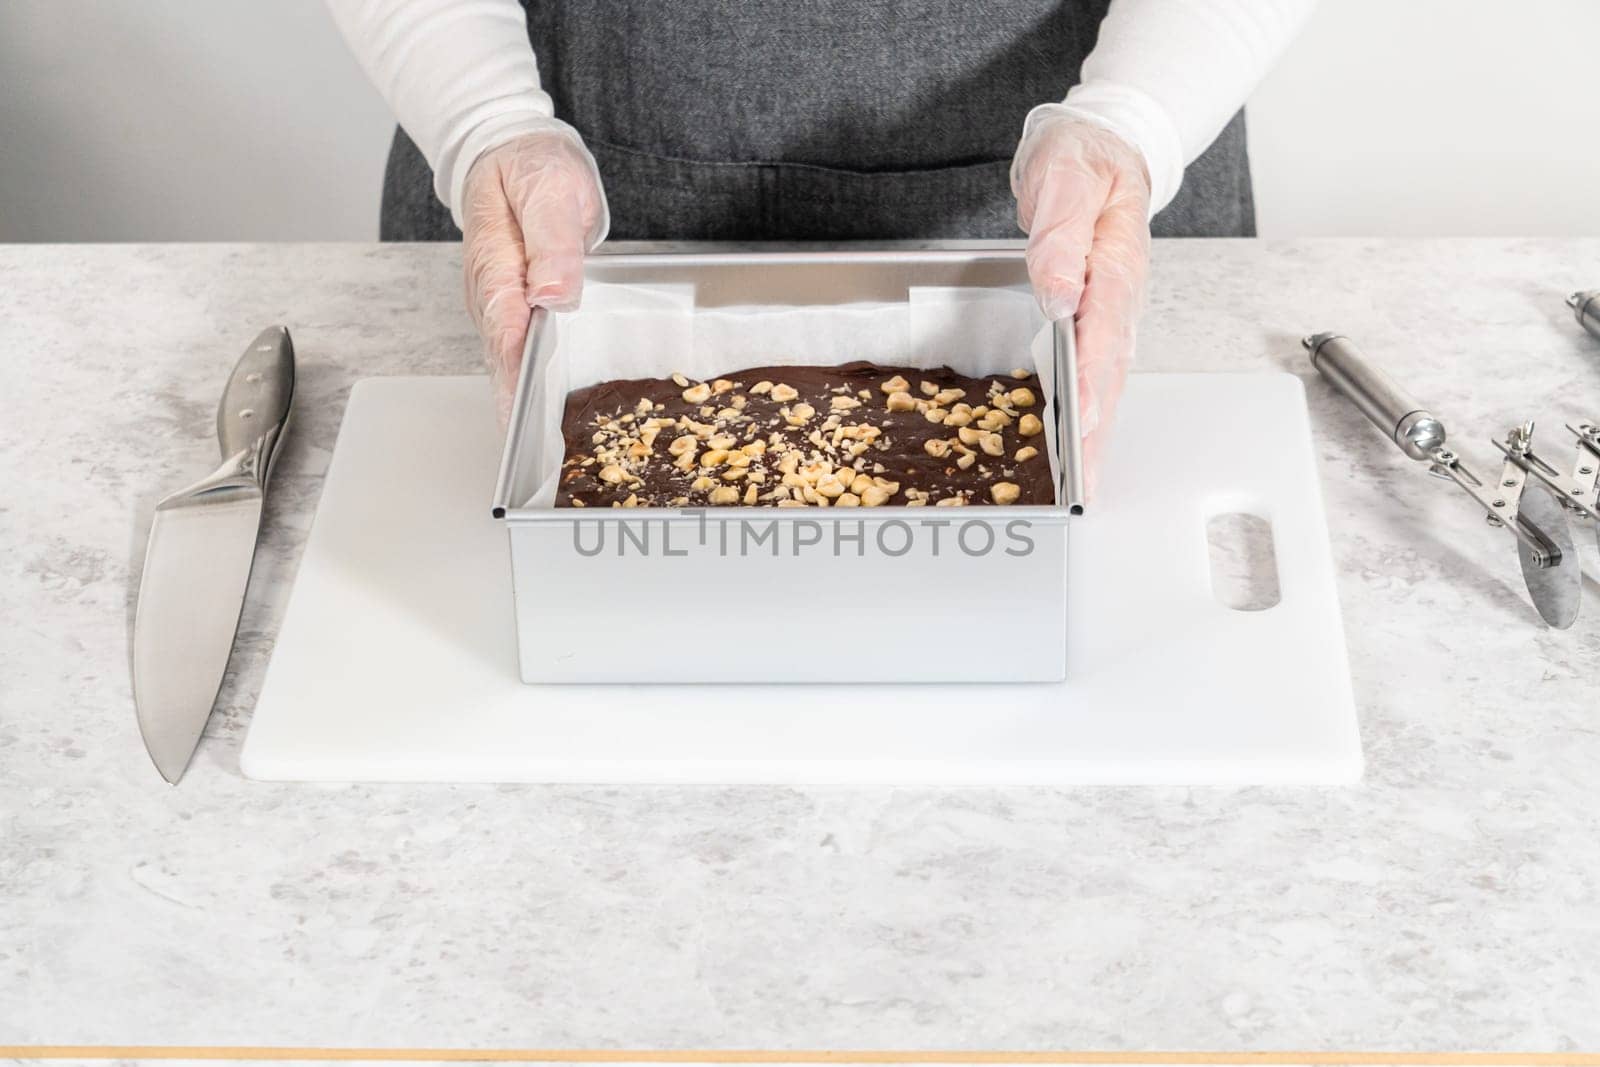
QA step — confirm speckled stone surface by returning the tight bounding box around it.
[4,240,1600,1055]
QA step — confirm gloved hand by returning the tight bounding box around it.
[1011,106,1152,499]
[461,127,609,425]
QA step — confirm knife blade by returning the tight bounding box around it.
[133,326,295,782]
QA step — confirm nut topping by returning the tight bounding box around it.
[561,362,1052,508]
[990,482,1021,505]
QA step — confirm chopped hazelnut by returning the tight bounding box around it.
[1009,387,1037,408]
[1018,413,1043,437]
[770,383,800,402]
[1015,445,1039,462]
[880,374,911,394]
[886,391,917,412]
[990,482,1021,505]
[682,382,712,404]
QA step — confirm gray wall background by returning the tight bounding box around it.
[1,0,1596,242]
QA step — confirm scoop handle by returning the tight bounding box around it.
[1570,290,1600,341]
[1303,333,1446,461]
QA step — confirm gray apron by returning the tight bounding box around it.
[380,0,1254,242]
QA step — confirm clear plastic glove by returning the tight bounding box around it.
[461,127,608,425]
[1011,107,1152,499]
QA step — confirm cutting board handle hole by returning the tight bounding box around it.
[1207,512,1281,612]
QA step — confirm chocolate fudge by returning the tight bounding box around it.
[555,361,1055,508]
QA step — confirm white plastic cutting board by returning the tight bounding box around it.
[242,375,1361,785]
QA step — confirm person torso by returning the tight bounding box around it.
[380,1,1254,241]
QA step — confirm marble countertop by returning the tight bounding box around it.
[4,240,1600,1058]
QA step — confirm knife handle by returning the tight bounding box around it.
[217,326,295,480]
[1303,332,1446,461]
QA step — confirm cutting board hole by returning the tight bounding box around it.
[1207,512,1281,612]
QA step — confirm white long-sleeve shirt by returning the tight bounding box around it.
[326,0,1316,227]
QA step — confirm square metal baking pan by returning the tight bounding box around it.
[492,243,1082,684]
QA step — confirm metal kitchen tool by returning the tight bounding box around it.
[1304,332,1588,628]
[1571,290,1600,341]
[492,248,1075,684]
[133,327,295,782]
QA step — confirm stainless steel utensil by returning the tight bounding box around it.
[1516,481,1583,628]
[1304,332,1585,628]
[133,327,295,782]
[1570,290,1600,342]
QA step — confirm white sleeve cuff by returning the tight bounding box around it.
[1048,83,1188,216]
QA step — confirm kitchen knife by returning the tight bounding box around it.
[133,327,295,782]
